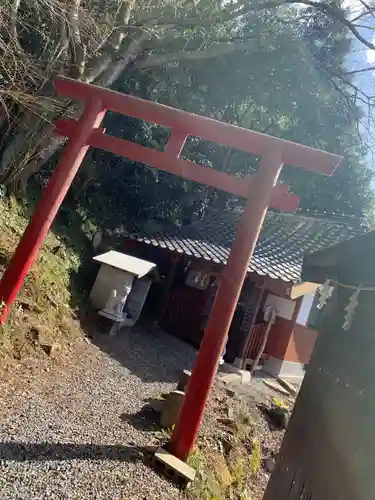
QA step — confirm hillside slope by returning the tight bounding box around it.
[0,196,86,367]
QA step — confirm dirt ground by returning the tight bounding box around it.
[190,377,290,499]
[0,324,292,500]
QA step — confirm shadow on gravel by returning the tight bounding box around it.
[0,442,145,462]
[120,407,160,432]
[81,314,196,384]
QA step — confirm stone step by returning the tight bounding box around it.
[153,447,196,488]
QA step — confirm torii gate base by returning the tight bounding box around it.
[0,77,341,461]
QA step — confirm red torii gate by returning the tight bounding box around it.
[0,77,341,461]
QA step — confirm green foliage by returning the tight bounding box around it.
[230,456,246,491]
[0,196,85,366]
[70,2,374,233]
[249,438,261,476]
[166,424,175,436]
[187,448,221,500]
[271,396,288,410]
[187,448,206,472]
[0,0,372,234]
[187,399,258,499]
[239,491,251,500]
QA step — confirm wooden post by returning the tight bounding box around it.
[0,99,106,323]
[156,254,180,323]
[169,151,284,460]
[239,285,266,369]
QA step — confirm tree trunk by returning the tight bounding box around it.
[0,113,45,179]
[0,95,72,184]
[5,31,148,193]
[0,113,66,195]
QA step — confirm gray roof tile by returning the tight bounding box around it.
[130,211,366,283]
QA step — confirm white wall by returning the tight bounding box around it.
[263,293,296,320]
[296,291,316,326]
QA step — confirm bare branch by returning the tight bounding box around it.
[350,11,370,22]
[84,53,113,83]
[327,65,372,99]
[110,0,137,50]
[84,0,137,83]
[317,60,375,131]
[287,0,375,50]
[141,33,258,52]
[132,1,280,29]
[346,66,375,75]
[131,40,256,69]
[68,0,86,78]
[57,17,69,64]
[352,23,375,29]
[69,0,81,42]
[10,0,21,46]
[357,0,375,20]
[95,31,149,88]
[134,0,375,54]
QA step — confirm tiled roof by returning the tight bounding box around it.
[130,211,366,283]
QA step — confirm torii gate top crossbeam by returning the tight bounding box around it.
[55,77,341,213]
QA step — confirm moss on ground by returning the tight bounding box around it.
[0,196,87,367]
[186,400,262,500]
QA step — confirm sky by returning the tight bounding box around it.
[339,0,375,167]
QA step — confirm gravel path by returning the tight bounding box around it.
[0,324,196,500]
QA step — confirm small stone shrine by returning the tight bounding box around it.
[90,250,157,332]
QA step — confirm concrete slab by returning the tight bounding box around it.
[153,447,196,486]
[177,369,191,391]
[277,377,297,395]
[218,369,251,386]
[263,380,290,396]
[160,390,185,428]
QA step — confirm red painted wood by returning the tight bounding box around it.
[169,151,284,460]
[269,183,300,213]
[285,324,319,364]
[56,118,251,198]
[0,100,106,322]
[164,130,187,156]
[265,295,302,360]
[245,323,266,360]
[55,77,342,174]
[56,118,299,210]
